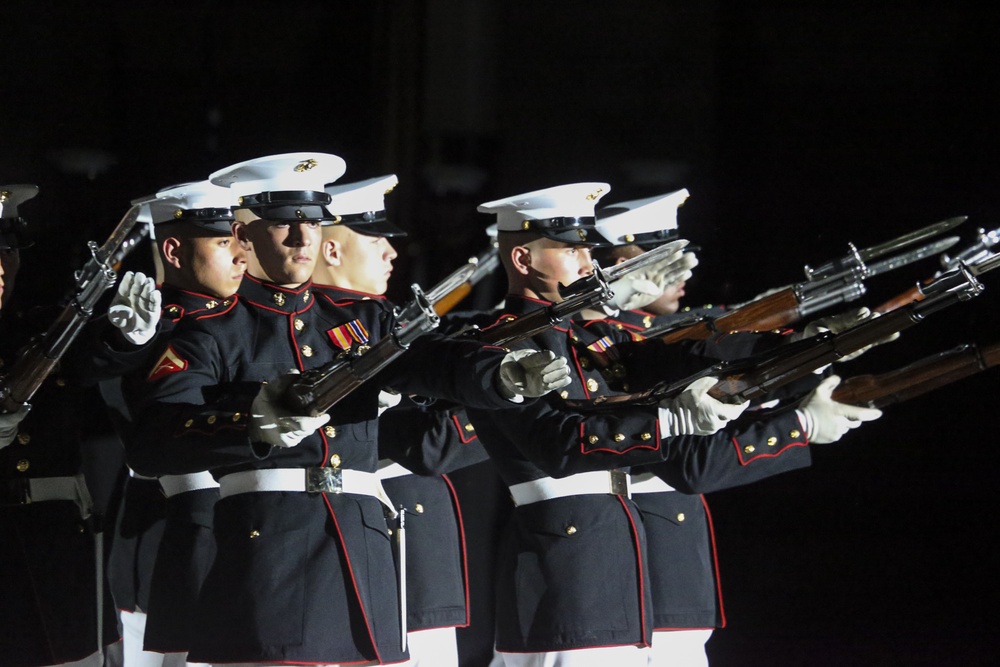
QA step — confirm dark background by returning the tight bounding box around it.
[4,2,999,665]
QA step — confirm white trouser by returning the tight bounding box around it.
[648,629,713,667]
[120,609,208,667]
[45,648,104,667]
[393,627,458,667]
[498,644,649,667]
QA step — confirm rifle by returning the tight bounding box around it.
[875,224,1000,314]
[0,205,142,413]
[832,340,1000,409]
[468,240,688,348]
[425,241,500,317]
[283,283,441,417]
[650,218,965,343]
[567,251,999,410]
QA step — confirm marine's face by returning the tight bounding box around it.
[178,234,247,298]
[645,281,684,315]
[0,248,21,310]
[524,238,593,300]
[238,211,321,287]
[319,226,398,296]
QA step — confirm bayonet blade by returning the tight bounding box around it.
[866,236,962,277]
[860,216,967,262]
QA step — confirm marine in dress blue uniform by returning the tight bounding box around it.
[126,154,562,666]
[590,191,877,666]
[1,184,120,667]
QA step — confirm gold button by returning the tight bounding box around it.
[586,378,599,392]
[767,436,778,446]
[184,419,194,428]
[790,429,801,439]
[169,306,180,315]
[17,433,31,445]
[640,432,652,441]
[301,345,313,357]
[463,423,475,432]
[249,530,260,539]
[414,504,425,514]
[303,290,311,303]
[232,412,242,422]
[521,220,531,230]
[273,292,286,306]
[324,425,337,438]
[330,454,341,468]
[16,459,30,472]
[643,316,653,328]
[613,433,625,442]
[206,300,218,309]
[569,334,579,342]
[579,357,591,369]
[615,323,623,329]
[222,300,231,306]
[294,318,305,331]
[588,435,599,445]
[565,525,577,535]
[559,390,569,399]
[677,513,686,522]
[207,415,217,425]
[743,445,755,454]
[387,528,393,535]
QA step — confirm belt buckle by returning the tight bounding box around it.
[609,470,630,498]
[0,478,32,506]
[306,467,343,494]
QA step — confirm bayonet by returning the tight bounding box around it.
[865,236,961,277]
[804,215,967,281]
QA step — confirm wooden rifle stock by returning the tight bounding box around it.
[656,288,802,343]
[433,284,472,316]
[832,341,1000,409]
[568,273,985,412]
[283,284,440,417]
[874,283,926,314]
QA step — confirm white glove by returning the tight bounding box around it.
[658,376,749,437]
[250,372,331,448]
[796,374,882,444]
[608,251,699,311]
[377,389,402,416]
[498,349,572,401]
[108,271,162,346]
[797,307,900,362]
[0,404,30,450]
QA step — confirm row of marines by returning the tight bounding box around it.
[0,151,886,667]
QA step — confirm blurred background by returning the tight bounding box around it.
[4,2,999,665]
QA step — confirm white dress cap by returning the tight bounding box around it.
[0,184,39,249]
[209,152,347,222]
[324,174,406,237]
[147,180,237,235]
[596,188,690,247]
[477,182,611,245]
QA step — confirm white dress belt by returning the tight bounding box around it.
[159,471,220,498]
[29,475,88,503]
[508,470,631,507]
[376,460,414,481]
[629,471,677,494]
[219,468,397,517]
